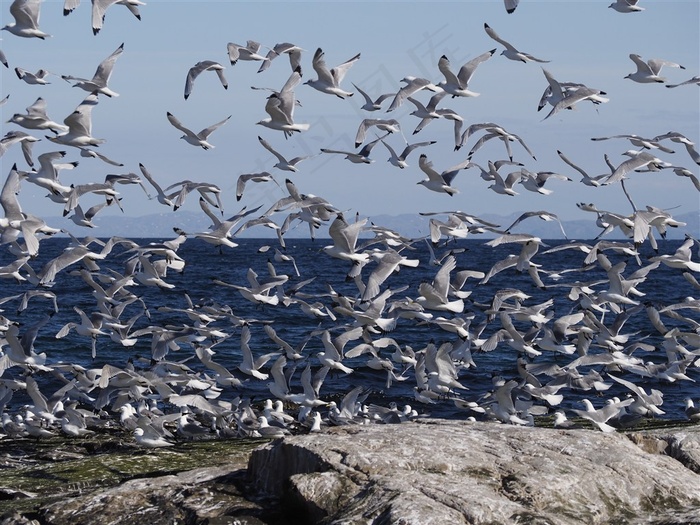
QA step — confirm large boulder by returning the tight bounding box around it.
[247,419,700,524]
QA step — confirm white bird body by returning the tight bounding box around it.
[305,47,360,99]
[166,112,230,150]
[437,50,495,98]
[3,0,51,39]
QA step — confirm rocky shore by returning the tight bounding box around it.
[2,420,700,525]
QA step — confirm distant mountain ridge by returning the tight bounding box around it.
[46,210,699,241]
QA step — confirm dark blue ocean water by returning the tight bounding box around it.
[1,236,698,423]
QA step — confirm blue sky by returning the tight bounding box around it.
[1,0,698,227]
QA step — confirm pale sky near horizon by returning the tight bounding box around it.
[1,0,698,232]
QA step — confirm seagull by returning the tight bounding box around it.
[0,49,6,68]
[556,150,609,187]
[354,118,401,148]
[46,94,105,148]
[236,171,277,201]
[519,168,572,195]
[184,60,227,100]
[540,69,608,120]
[256,66,309,137]
[386,76,442,112]
[684,398,700,422]
[320,133,388,164]
[609,0,644,13]
[227,40,268,65]
[257,42,304,73]
[63,0,145,34]
[2,0,51,39]
[9,97,69,134]
[436,50,496,98]
[352,83,394,112]
[537,69,609,114]
[192,199,263,249]
[14,66,52,85]
[666,75,700,88]
[305,47,360,99]
[505,210,569,239]
[138,163,174,208]
[406,91,463,135]
[91,0,144,35]
[238,325,278,380]
[258,135,316,172]
[591,134,675,154]
[1,131,40,166]
[483,23,549,63]
[61,42,124,97]
[604,150,669,185]
[416,255,464,313]
[456,122,536,161]
[166,112,230,150]
[381,138,436,169]
[134,425,174,448]
[571,398,634,432]
[504,0,519,13]
[322,213,369,264]
[417,154,469,196]
[625,54,685,84]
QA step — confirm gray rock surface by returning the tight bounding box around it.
[247,419,700,525]
[7,421,700,524]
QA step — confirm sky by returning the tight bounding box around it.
[1,0,698,231]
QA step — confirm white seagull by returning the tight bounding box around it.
[258,135,316,172]
[61,43,124,97]
[437,50,496,98]
[46,93,105,148]
[354,118,401,148]
[483,23,549,63]
[305,47,360,99]
[2,0,51,39]
[184,60,227,100]
[258,42,304,73]
[625,54,685,84]
[256,66,309,137]
[609,0,644,13]
[504,0,519,13]
[417,154,469,196]
[227,40,268,65]
[166,111,230,150]
[8,97,68,133]
[381,138,435,169]
[14,67,52,85]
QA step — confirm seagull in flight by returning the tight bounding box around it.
[381,138,436,169]
[483,23,549,63]
[256,66,309,137]
[63,0,145,35]
[61,42,124,97]
[184,60,227,100]
[227,40,268,65]
[258,135,316,172]
[166,112,230,150]
[504,0,519,13]
[417,154,470,196]
[352,83,394,112]
[2,0,51,39]
[625,54,685,84]
[437,50,496,98]
[258,42,304,73]
[305,47,360,99]
[609,0,644,13]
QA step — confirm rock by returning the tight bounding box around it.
[629,426,700,474]
[247,419,700,524]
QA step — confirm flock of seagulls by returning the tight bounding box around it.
[0,0,699,447]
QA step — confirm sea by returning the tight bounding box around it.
[1,235,698,424]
